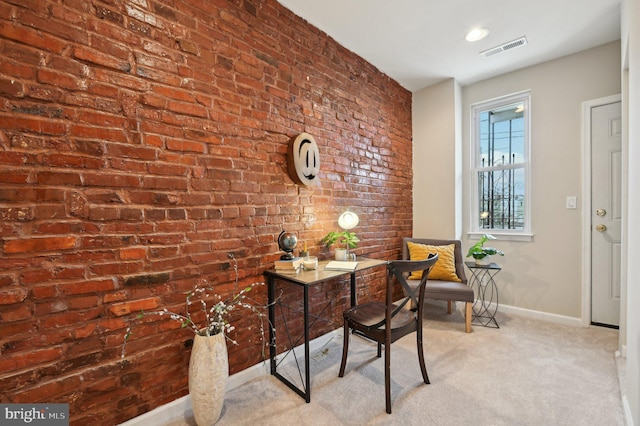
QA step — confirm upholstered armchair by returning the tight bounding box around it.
[402,238,474,332]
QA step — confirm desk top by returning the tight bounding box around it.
[264,257,388,285]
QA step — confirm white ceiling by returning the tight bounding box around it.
[277,0,622,92]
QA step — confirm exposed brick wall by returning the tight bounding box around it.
[0,0,413,424]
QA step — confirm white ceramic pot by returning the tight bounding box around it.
[474,255,492,266]
[335,248,347,261]
[189,332,228,426]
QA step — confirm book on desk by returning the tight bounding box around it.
[324,260,358,271]
[274,257,303,270]
[274,258,303,274]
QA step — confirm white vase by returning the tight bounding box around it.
[335,248,347,261]
[474,255,492,266]
[189,332,228,426]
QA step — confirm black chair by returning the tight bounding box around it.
[338,255,439,414]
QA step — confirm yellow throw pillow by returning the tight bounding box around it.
[407,242,462,282]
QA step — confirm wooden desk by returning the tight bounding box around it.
[264,257,387,402]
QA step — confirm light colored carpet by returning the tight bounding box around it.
[163,302,624,426]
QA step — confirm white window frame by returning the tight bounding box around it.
[469,90,533,242]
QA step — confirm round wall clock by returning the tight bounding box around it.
[287,132,320,186]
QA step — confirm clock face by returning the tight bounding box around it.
[287,133,320,186]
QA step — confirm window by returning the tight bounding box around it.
[470,91,531,240]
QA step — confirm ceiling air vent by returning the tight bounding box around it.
[480,36,528,58]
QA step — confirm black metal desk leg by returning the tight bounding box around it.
[350,272,356,306]
[303,285,310,402]
[267,275,276,375]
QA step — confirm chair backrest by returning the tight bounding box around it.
[385,255,439,326]
[402,238,467,284]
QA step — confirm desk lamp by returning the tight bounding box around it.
[338,211,359,231]
[338,211,359,261]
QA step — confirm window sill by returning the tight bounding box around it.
[467,231,534,242]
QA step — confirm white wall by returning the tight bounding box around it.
[622,0,639,423]
[412,79,462,238]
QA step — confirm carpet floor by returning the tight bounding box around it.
[164,302,624,426]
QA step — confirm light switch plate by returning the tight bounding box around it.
[566,196,577,209]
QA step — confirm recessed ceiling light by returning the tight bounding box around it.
[465,28,489,42]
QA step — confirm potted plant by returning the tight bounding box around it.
[322,230,360,260]
[466,234,504,266]
[121,254,268,426]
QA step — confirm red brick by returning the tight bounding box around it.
[109,158,147,174]
[80,235,135,249]
[0,207,34,221]
[69,124,126,141]
[103,291,128,303]
[0,304,33,322]
[35,171,82,186]
[98,318,129,332]
[88,207,118,221]
[108,297,161,317]
[4,236,77,254]
[165,138,206,153]
[54,267,86,280]
[0,116,67,135]
[4,185,68,208]
[34,204,67,220]
[148,162,189,176]
[0,76,25,97]
[0,21,67,54]
[0,275,14,287]
[120,208,143,221]
[106,143,158,161]
[39,308,101,328]
[12,375,82,403]
[37,68,83,90]
[165,100,208,118]
[30,285,58,299]
[0,346,63,374]
[67,295,100,310]
[59,279,116,296]
[0,287,28,304]
[73,45,131,71]
[142,176,188,190]
[34,299,68,315]
[90,261,144,276]
[120,247,147,260]
[83,173,141,188]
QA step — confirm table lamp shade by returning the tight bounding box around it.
[338,211,359,230]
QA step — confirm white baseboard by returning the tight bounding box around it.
[623,395,635,426]
[118,394,192,426]
[446,300,583,327]
[496,303,583,327]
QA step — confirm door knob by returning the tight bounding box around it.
[596,209,606,217]
[595,224,607,232]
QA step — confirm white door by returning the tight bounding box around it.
[590,101,622,327]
